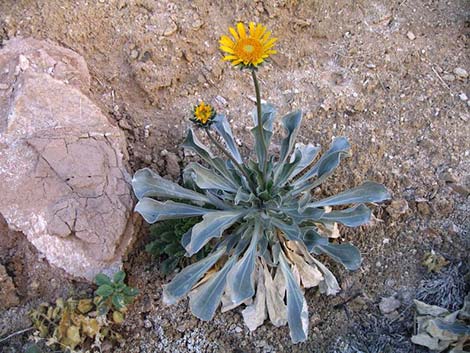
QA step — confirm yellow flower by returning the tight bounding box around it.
[192,101,216,126]
[219,22,277,69]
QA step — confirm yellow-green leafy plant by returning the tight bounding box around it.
[28,271,138,352]
[29,297,114,352]
[132,22,390,343]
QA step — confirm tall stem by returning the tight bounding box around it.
[251,69,268,178]
[204,128,255,193]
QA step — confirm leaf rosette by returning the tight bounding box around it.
[132,22,390,343]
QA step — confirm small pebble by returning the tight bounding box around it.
[164,20,178,36]
[459,92,468,101]
[453,67,468,79]
[192,19,203,30]
[443,74,455,82]
[144,319,153,329]
[130,50,139,60]
[386,199,409,219]
[407,31,416,40]
[379,296,401,314]
[0,83,9,90]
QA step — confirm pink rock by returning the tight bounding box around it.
[0,38,136,280]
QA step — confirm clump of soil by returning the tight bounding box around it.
[1,0,469,352]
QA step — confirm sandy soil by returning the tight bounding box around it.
[0,0,469,352]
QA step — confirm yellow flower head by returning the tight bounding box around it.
[191,101,216,127]
[219,22,277,69]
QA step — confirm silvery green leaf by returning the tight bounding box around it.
[186,210,247,256]
[189,257,236,321]
[182,128,215,161]
[132,168,211,204]
[186,162,238,192]
[251,125,273,168]
[221,287,241,313]
[264,264,287,327]
[252,103,276,131]
[315,242,362,271]
[203,190,231,210]
[273,149,302,188]
[251,104,276,166]
[234,187,254,205]
[279,252,309,343]
[319,204,372,227]
[302,227,326,253]
[135,199,211,224]
[307,181,391,208]
[182,168,198,190]
[182,129,237,184]
[298,192,311,209]
[181,229,192,250]
[213,114,243,163]
[289,143,321,180]
[271,217,302,241]
[258,233,269,259]
[220,283,252,313]
[284,206,324,225]
[278,110,302,166]
[162,247,226,304]
[293,137,350,195]
[296,137,350,183]
[242,265,267,331]
[227,220,261,305]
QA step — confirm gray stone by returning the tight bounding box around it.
[453,67,468,79]
[0,38,136,280]
[406,31,416,40]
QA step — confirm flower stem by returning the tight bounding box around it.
[204,128,255,193]
[251,69,268,179]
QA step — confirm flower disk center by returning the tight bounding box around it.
[235,38,262,63]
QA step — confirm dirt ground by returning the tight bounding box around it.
[0,0,469,352]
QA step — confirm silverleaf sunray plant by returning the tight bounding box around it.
[132,22,391,343]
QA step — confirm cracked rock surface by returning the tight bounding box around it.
[0,38,135,280]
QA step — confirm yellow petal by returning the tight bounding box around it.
[263,38,277,49]
[253,58,264,65]
[229,27,239,41]
[237,22,246,39]
[249,22,255,35]
[220,35,234,47]
[260,31,273,43]
[255,24,267,39]
[220,45,235,54]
